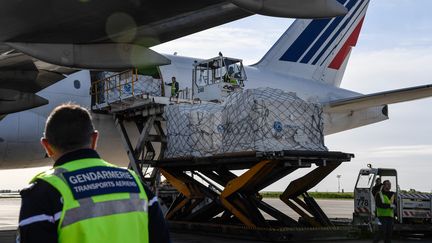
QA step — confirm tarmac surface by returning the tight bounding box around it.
[0,197,353,228]
[1,197,430,243]
[0,197,20,230]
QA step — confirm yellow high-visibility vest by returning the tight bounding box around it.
[32,158,149,243]
[171,82,177,96]
[376,191,394,218]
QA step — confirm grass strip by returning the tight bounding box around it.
[260,191,354,199]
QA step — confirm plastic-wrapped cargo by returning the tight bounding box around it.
[164,88,327,158]
[133,75,162,97]
[221,88,326,153]
[105,75,162,103]
[164,103,223,158]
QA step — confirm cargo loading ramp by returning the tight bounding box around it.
[90,69,359,241]
[156,150,357,241]
[90,69,200,188]
[91,69,197,113]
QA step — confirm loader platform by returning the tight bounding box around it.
[90,69,361,241]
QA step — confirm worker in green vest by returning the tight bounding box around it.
[165,76,179,98]
[223,66,238,85]
[18,103,171,243]
[373,180,396,243]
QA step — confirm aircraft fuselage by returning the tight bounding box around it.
[0,54,388,169]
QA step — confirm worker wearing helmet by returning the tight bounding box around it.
[18,104,171,243]
[373,180,395,243]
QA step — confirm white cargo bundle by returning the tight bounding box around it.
[134,75,162,97]
[105,75,162,103]
[164,88,327,158]
[164,103,223,158]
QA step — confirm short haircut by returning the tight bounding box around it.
[44,103,95,152]
[383,180,391,185]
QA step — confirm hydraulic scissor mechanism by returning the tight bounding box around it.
[157,151,352,228]
[113,104,166,190]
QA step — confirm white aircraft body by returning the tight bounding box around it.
[1,0,431,169]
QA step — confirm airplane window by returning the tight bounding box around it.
[74,80,81,89]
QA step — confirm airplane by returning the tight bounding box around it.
[0,0,348,169]
[1,0,431,169]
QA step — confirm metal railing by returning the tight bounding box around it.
[91,69,139,104]
[177,87,191,100]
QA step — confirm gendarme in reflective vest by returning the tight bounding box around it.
[376,191,394,218]
[32,158,149,243]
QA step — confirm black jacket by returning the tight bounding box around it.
[371,183,382,197]
[18,149,171,243]
[375,190,396,211]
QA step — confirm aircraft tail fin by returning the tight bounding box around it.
[254,0,370,87]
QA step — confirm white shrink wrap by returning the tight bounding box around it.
[104,75,162,103]
[164,103,223,158]
[164,88,327,158]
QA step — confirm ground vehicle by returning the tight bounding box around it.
[192,54,247,101]
[353,166,432,228]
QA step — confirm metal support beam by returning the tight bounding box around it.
[281,162,341,199]
[219,160,276,227]
[115,116,144,179]
[280,162,342,227]
[134,116,155,158]
[283,198,321,227]
[161,168,219,220]
[254,198,298,227]
[114,112,166,186]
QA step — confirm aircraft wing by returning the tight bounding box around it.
[324,84,432,112]
[0,51,76,115]
[0,0,347,114]
[0,0,346,70]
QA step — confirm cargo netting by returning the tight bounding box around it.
[97,73,161,104]
[164,88,327,158]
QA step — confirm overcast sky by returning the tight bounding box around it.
[1,0,432,192]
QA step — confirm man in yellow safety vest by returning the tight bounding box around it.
[17,103,171,243]
[373,180,396,243]
[165,76,179,98]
